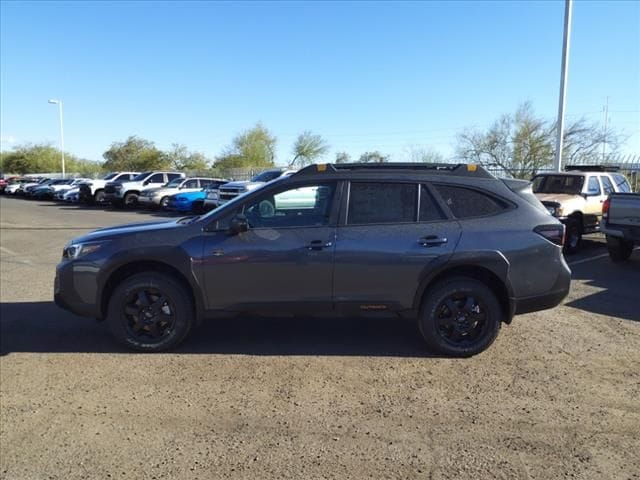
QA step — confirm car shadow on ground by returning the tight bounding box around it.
[566,249,640,323]
[0,301,436,357]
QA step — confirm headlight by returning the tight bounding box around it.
[62,241,109,260]
[114,185,123,191]
[207,192,218,200]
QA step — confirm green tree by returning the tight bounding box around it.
[0,143,81,174]
[102,136,168,171]
[289,131,329,167]
[163,143,210,172]
[359,151,389,163]
[214,123,276,170]
[335,151,351,164]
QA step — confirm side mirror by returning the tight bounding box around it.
[229,215,248,235]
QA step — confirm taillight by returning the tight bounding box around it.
[534,224,565,246]
[602,198,610,221]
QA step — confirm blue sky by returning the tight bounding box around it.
[1,0,638,165]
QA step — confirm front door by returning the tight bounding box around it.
[202,181,339,311]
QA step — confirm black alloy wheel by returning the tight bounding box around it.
[419,277,502,357]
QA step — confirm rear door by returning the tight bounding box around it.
[333,182,461,311]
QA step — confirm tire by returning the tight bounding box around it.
[123,192,139,208]
[606,236,634,262]
[418,277,502,357]
[563,219,582,255]
[107,272,194,352]
[93,190,105,204]
[159,196,170,209]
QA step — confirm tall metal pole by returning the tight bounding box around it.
[553,0,573,172]
[58,100,65,178]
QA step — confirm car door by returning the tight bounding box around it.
[583,176,605,229]
[201,180,340,311]
[143,173,166,189]
[333,182,461,311]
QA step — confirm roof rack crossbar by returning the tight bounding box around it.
[294,163,494,178]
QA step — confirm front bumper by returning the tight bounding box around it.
[136,196,159,207]
[54,260,103,319]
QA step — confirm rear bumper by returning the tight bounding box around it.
[512,261,571,315]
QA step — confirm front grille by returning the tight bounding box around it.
[219,188,243,201]
[104,185,117,194]
[79,185,91,197]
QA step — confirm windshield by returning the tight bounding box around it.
[165,178,184,188]
[102,172,117,180]
[532,175,584,194]
[132,171,152,182]
[251,170,282,183]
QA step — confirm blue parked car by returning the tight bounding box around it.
[167,189,207,212]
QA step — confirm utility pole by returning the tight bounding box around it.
[48,99,65,178]
[553,0,573,172]
[602,96,609,163]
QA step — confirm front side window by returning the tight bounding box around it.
[236,182,336,229]
[347,182,417,225]
[434,184,508,219]
[183,179,199,189]
[586,177,601,195]
[600,176,615,195]
[165,177,184,188]
[146,173,164,184]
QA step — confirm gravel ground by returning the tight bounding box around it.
[1,196,639,480]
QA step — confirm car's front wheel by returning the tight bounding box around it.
[419,277,502,357]
[107,272,194,352]
[123,192,138,208]
[93,190,105,204]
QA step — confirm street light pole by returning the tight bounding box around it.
[553,0,573,172]
[48,99,65,178]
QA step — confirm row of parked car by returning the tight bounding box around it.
[0,167,297,214]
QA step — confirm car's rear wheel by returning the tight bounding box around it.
[107,272,194,352]
[94,190,105,204]
[419,277,502,357]
[563,219,581,254]
[606,236,634,262]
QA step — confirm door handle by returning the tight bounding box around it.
[418,235,447,247]
[306,240,333,250]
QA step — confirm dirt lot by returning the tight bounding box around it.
[1,196,638,480]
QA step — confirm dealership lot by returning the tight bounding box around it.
[1,196,638,479]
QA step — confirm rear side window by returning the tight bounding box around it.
[587,176,601,195]
[612,173,631,193]
[434,185,508,219]
[419,185,445,222]
[167,173,182,181]
[348,182,417,225]
[600,176,615,195]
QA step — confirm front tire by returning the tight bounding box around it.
[418,277,502,357]
[606,236,634,262]
[107,272,194,352]
[159,196,170,209]
[93,190,105,204]
[123,192,138,208]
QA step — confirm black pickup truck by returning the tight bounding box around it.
[601,193,640,262]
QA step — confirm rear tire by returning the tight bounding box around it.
[563,219,582,255]
[107,272,194,352]
[606,236,634,262]
[418,277,502,357]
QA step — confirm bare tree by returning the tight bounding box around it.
[359,151,389,163]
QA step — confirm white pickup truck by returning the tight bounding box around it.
[601,193,640,262]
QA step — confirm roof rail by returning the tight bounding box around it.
[294,163,494,178]
[564,164,620,172]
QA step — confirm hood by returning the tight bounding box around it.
[74,219,187,243]
[221,180,264,190]
[535,193,585,204]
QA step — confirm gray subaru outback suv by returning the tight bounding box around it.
[55,163,570,357]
